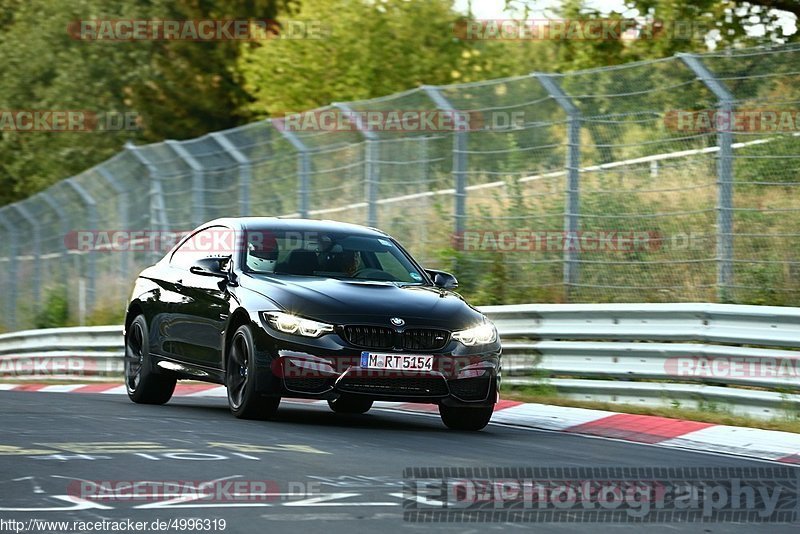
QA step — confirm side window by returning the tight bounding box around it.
[375,250,411,280]
[170,226,233,271]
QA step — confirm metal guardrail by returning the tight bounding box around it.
[0,304,798,418]
[0,326,123,380]
[482,303,800,419]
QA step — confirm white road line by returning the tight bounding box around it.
[98,385,128,395]
[39,385,85,393]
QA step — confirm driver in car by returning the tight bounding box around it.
[246,232,279,272]
[326,250,359,276]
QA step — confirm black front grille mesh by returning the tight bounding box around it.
[403,328,449,350]
[343,326,394,349]
[343,326,450,351]
[284,377,331,392]
[448,377,491,400]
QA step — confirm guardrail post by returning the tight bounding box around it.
[11,203,41,311]
[422,85,467,241]
[65,179,97,316]
[0,209,18,330]
[534,73,581,297]
[125,142,169,263]
[333,103,379,227]
[679,54,734,303]
[274,121,312,218]
[210,131,252,216]
[97,166,131,280]
[167,140,205,227]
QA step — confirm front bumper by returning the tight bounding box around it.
[251,321,501,407]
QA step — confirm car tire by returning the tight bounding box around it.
[439,404,494,431]
[226,324,280,420]
[125,315,176,405]
[327,396,373,414]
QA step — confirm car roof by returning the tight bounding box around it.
[202,217,389,237]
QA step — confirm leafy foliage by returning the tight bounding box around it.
[237,0,553,117]
[33,286,70,329]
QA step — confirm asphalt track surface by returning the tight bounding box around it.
[0,391,796,534]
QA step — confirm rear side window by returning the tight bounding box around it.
[170,226,234,270]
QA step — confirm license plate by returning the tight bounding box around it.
[360,352,433,371]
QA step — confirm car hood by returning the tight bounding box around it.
[240,274,484,329]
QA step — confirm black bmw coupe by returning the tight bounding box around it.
[124,218,501,430]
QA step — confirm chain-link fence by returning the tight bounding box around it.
[2,44,799,331]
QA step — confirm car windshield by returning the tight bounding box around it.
[243,228,425,284]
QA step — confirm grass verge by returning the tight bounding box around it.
[503,386,800,435]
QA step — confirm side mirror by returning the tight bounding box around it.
[190,256,230,277]
[426,269,458,290]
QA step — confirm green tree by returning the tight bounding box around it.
[129,0,282,140]
[0,0,150,205]
[0,0,284,205]
[237,0,552,117]
[506,0,799,71]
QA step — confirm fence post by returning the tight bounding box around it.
[333,103,379,227]
[0,209,18,330]
[11,203,41,311]
[126,142,169,263]
[274,124,311,218]
[422,85,467,241]
[65,179,97,315]
[38,191,69,320]
[679,53,734,302]
[97,166,131,280]
[39,190,68,266]
[39,190,68,236]
[167,140,205,227]
[210,132,252,216]
[534,73,581,297]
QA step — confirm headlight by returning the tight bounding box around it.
[452,322,497,346]
[264,312,334,338]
